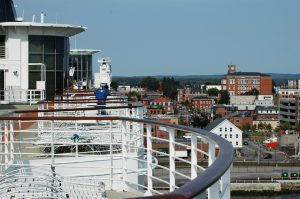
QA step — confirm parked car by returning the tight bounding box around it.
[243,141,249,145]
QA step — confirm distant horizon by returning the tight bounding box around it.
[113,72,300,78]
[16,0,300,76]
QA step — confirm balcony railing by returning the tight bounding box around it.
[0,99,233,199]
[0,89,45,105]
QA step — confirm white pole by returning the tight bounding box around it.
[169,127,175,191]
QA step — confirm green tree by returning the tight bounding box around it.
[110,80,119,91]
[218,90,230,104]
[213,113,222,120]
[191,113,210,129]
[162,77,180,100]
[275,121,295,132]
[250,88,259,96]
[140,76,160,91]
[207,88,219,96]
[272,80,276,94]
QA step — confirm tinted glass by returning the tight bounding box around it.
[29,36,43,53]
[44,36,55,53]
[44,54,55,70]
[28,71,41,89]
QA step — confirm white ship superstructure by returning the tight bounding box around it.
[94,58,112,89]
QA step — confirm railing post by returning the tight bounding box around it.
[191,133,197,179]
[110,120,113,190]
[121,120,128,191]
[51,121,55,167]
[9,120,14,163]
[221,166,231,199]
[4,121,9,169]
[169,127,176,191]
[145,124,153,196]
[208,141,220,199]
[0,121,2,171]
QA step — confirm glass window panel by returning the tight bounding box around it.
[28,71,41,89]
[44,54,55,70]
[56,37,65,53]
[44,36,55,53]
[46,72,55,89]
[56,71,64,92]
[0,35,5,46]
[29,54,43,64]
[29,36,43,53]
[56,54,64,70]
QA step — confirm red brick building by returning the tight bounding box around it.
[147,107,163,115]
[191,96,214,110]
[221,65,272,96]
[229,112,253,128]
[150,97,174,114]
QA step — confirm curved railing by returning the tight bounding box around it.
[0,105,233,198]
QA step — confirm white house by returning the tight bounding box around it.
[205,118,243,148]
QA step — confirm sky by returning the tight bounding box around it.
[14,0,300,76]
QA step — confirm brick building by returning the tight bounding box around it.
[191,96,214,110]
[177,87,206,103]
[221,65,272,96]
[229,112,253,129]
[149,97,174,115]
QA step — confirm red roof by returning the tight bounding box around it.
[151,97,171,103]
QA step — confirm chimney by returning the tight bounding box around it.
[228,65,236,74]
[41,12,45,23]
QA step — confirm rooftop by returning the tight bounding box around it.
[70,49,101,55]
[225,72,270,77]
[205,117,227,131]
[0,22,86,37]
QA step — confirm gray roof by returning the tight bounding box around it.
[205,118,227,131]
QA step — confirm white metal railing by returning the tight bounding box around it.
[0,89,45,105]
[0,103,233,199]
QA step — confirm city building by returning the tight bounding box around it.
[205,118,243,148]
[0,4,85,103]
[206,85,222,91]
[230,95,256,105]
[177,87,206,103]
[255,106,278,121]
[229,112,253,129]
[191,96,215,110]
[287,79,300,89]
[255,95,274,107]
[149,97,174,115]
[69,49,100,89]
[278,89,300,129]
[221,65,273,96]
[253,105,279,131]
[212,104,237,117]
